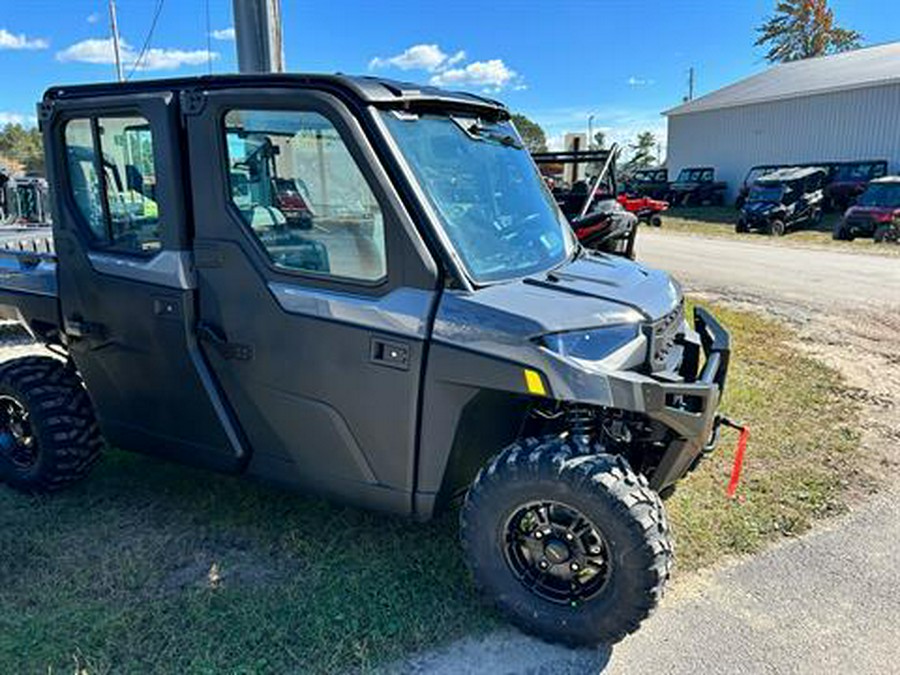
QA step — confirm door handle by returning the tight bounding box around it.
[64,316,107,340]
[370,337,410,370]
[198,323,253,361]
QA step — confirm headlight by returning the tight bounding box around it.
[538,324,641,361]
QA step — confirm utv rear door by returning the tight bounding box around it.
[184,89,439,512]
[44,92,244,469]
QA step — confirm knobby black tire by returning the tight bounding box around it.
[0,356,103,492]
[460,436,673,647]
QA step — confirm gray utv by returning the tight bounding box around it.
[0,74,730,647]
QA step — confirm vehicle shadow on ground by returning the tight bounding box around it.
[380,627,613,674]
[0,449,504,673]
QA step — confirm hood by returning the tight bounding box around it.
[845,205,896,220]
[743,200,781,214]
[433,251,682,353]
[669,182,700,191]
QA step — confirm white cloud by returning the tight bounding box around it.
[369,44,465,73]
[0,28,48,50]
[429,59,518,89]
[211,27,236,41]
[369,43,525,93]
[87,13,99,24]
[0,111,36,126]
[627,76,655,87]
[56,37,218,71]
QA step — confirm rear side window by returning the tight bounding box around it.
[223,109,386,283]
[63,115,161,255]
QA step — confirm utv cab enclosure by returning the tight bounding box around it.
[624,167,669,200]
[0,74,731,647]
[667,167,726,206]
[737,167,826,236]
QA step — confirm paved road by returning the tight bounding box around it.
[389,489,900,675]
[637,231,900,310]
[606,487,900,675]
[385,234,900,675]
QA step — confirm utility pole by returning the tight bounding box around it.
[233,0,285,73]
[108,0,124,82]
[687,67,695,102]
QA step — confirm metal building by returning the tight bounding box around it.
[664,42,900,202]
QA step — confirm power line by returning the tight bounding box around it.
[205,0,213,75]
[126,0,165,80]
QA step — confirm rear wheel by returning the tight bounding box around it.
[0,357,102,493]
[769,219,786,237]
[735,218,749,233]
[461,437,672,647]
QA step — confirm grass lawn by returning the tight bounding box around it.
[661,206,900,256]
[0,302,864,674]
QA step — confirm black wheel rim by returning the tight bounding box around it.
[0,394,37,469]
[503,501,611,606]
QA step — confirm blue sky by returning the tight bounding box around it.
[2,0,898,155]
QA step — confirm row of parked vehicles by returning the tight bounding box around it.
[625,159,897,241]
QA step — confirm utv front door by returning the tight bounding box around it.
[185,90,439,512]
[45,93,244,469]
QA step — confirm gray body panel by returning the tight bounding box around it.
[0,74,728,520]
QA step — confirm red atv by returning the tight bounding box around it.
[617,193,668,227]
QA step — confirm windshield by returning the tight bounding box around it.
[676,168,711,182]
[833,162,885,182]
[381,111,575,284]
[857,183,900,207]
[748,184,784,202]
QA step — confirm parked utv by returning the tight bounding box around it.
[824,159,888,212]
[0,75,732,647]
[667,167,726,206]
[736,167,826,236]
[533,147,639,257]
[624,167,669,200]
[734,164,782,209]
[833,176,900,240]
[1,174,52,225]
[616,193,668,227]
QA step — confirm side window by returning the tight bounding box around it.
[223,109,386,282]
[63,115,161,255]
[64,119,106,239]
[701,169,713,182]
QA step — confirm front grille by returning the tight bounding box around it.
[649,301,684,371]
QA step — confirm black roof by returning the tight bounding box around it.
[42,73,507,115]
[756,166,827,183]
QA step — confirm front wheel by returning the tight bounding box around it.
[460,437,672,647]
[650,215,663,228]
[769,219,786,237]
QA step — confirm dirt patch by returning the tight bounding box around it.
[161,546,280,593]
[691,289,900,496]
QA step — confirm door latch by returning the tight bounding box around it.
[370,338,410,370]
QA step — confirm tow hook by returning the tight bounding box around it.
[716,415,750,498]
